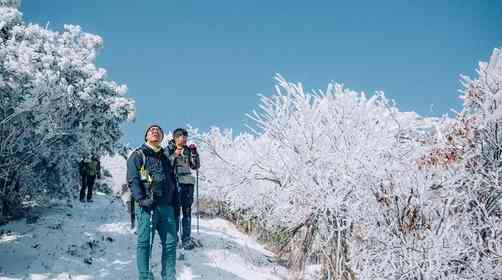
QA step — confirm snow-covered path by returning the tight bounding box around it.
[0,192,289,280]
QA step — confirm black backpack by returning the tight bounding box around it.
[124,148,150,229]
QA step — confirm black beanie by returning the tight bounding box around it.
[145,124,164,142]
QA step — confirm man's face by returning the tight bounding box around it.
[146,127,163,144]
[175,134,188,147]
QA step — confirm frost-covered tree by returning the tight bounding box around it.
[195,74,428,278]
[0,2,135,222]
[196,50,502,279]
[452,48,502,279]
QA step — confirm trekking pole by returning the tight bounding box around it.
[196,169,199,234]
[177,180,182,243]
[149,209,154,256]
[149,208,154,279]
[148,186,155,279]
[176,180,185,260]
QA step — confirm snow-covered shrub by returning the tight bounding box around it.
[452,48,502,279]
[0,3,134,222]
[195,74,424,278]
[195,49,502,279]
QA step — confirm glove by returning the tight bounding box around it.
[139,198,155,209]
[188,144,197,153]
[167,140,176,152]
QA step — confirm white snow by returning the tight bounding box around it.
[0,160,292,280]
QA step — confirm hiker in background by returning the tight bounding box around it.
[167,128,200,250]
[79,155,101,203]
[127,124,177,280]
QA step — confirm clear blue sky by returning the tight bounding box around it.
[21,0,502,147]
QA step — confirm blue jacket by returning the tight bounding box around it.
[127,144,177,207]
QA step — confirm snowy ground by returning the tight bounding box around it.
[0,192,292,280]
[0,155,293,280]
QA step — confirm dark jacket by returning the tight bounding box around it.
[167,140,200,185]
[127,144,177,207]
[79,158,101,178]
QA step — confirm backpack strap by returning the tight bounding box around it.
[136,149,146,171]
[128,148,145,170]
[126,148,148,229]
[133,148,153,185]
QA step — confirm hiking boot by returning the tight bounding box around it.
[183,238,198,250]
[183,241,195,251]
[79,198,85,203]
